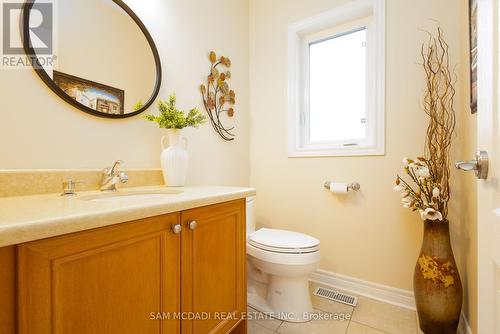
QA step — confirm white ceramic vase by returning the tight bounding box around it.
[160,129,189,187]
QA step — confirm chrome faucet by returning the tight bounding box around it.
[100,160,129,191]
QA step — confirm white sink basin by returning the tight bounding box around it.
[78,189,183,203]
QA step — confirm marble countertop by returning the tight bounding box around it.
[0,185,256,247]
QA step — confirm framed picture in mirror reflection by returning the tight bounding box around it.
[53,71,125,115]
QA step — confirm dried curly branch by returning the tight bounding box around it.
[421,27,456,218]
[393,27,456,222]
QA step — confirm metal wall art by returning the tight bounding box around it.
[200,51,236,141]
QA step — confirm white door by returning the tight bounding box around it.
[476,0,500,332]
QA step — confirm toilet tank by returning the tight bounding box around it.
[246,197,256,239]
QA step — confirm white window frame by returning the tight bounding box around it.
[288,0,385,157]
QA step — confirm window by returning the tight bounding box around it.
[309,28,367,143]
[288,0,385,157]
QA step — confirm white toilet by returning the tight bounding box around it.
[246,197,320,323]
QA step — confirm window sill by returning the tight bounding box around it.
[288,146,385,158]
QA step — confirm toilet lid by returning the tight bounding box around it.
[249,228,320,254]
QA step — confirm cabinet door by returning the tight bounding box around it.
[18,213,181,334]
[181,199,246,334]
[0,246,15,334]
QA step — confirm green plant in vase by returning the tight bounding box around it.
[145,94,206,129]
[145,94,206,187]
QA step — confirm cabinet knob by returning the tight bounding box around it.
[171,224,182,234]
[188,221,198,230]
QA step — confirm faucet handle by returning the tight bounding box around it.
[103,160,124,176]
[118,171,129,183]
[61,179,83,196]
[111,160,123,171]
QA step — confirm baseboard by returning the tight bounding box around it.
[309,269,473,333]
[309,269,416,310]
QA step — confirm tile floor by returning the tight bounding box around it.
[247,283,418,334]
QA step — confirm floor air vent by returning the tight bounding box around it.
[313,286,358,307]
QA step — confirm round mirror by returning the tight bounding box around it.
[23,0,161,118]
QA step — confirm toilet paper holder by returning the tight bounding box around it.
[323,181,361,192]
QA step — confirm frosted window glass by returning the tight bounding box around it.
[309,28,367,143]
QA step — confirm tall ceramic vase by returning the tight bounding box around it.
[160,129,188,187]
[413,220,462,334]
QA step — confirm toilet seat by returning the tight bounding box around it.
[248,228,320,254]
[247,243,320,265]
[247,228,320,265]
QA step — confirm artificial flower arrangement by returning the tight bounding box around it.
[393,27,456,223]
[393,27,463,334]
[394,157,449,221]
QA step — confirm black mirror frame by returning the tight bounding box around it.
[22,0,162,119]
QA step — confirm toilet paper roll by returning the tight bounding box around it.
[329,183,349,194]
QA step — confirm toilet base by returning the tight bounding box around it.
[248,273,314,323]
[246,240,319,323]
[267,274,314,322]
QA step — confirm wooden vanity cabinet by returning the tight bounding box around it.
[18,213,181,334]
[2,199,247,334]
[0,246,16,334]
[181,199,247,334]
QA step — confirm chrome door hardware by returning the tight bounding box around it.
[171,224,182,234]
[455,151,489,180]
[188,221,198,230]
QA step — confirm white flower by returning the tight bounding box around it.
[432,187,440,198]
[401,197,413,208]
[402,157,411,167]
[420,208,443,221]
[393,185,404,191]
[415,157,427,165]
[401,197,412,204]
[411,164,430,179]
[419,167,430,178]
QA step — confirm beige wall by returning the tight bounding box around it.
[249,0,475,330]
[0,0,250,187]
